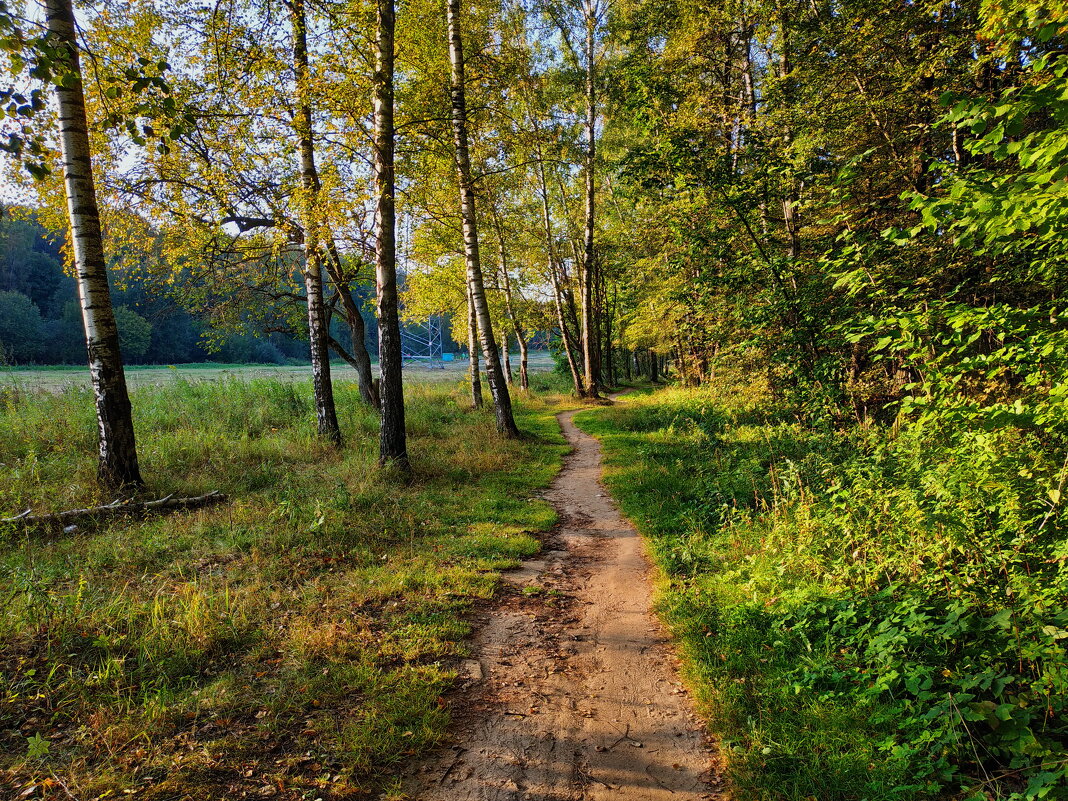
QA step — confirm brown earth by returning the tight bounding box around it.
[403,401,719,800]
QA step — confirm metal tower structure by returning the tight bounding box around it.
[400,314,446,367]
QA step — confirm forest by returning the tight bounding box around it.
[1,0,1066,798]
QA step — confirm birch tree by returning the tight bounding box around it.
[373,0,410,472]
[446,0,519,437]
[44,0,143,489]
[290,0,342,445]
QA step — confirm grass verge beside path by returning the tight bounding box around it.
[577,378,1068,801]
[1,378,571,799]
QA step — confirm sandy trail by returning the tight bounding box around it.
[404,402,717,800]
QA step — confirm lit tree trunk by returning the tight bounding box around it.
[290,0,341,446]
[491,204,526,391]
[45,0,143,490]
[502,330,513,384]
[604,280,615,388]
[446,0,519,437]
[517,333,529,391]
[534,148,582,394]
[373,0,409,471]
[466,284,483,408]
[580,7,600,399]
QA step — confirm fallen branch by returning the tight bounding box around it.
[1,491,228,530]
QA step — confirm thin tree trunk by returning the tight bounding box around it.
[324,239,377,407]
[467,283,483,408]
[604,288,614,388]
[502,330,513,384]
[45,0,143,490]
[517,334,529,391]
[491,203,525,391]
[580,8,599,399]
[555,168,584,273]
[373,0,409,471]
[649,348,659,383]
[291,0,341,446]
[447,0,519,437]
[534,147,582,394]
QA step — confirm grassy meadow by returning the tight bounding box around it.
[578,376,1068,801]
[0,370,572,799]
[0,352,556,394]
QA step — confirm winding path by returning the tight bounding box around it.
[406,403,717,800]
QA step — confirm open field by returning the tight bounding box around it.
[0,376,574,799]
[0,351,555,393]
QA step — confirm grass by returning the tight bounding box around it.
[0,372,575,799]
[577,372,1068,801]
[0,352,556,393]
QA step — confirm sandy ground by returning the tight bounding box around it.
[403,400,719,800]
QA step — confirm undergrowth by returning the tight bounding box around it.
[577,373,1068,801]
[0,376,570,799]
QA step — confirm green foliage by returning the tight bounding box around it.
[113,305,152,361]
[579,379,1068,800]
[916,54,1068,282]
[0,291,44,363]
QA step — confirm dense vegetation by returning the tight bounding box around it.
[0,0,1065,796]
[0,216,424,367]
[580,377,1068,800]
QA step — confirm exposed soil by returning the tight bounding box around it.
[403,402,719,800]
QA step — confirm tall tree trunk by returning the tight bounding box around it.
[491,204,526,391]
[649,348,659,383]
[446,0,519,437]
[466,284,483,408]
[291,0,342,446]
[580,8,600,399]
[502,330,513,384]
[604,282,614,388]
[534,148,582,394]
[517,334,529,391]
[373,0,409,471]
[45,0,143,490]
[324,239,378,407]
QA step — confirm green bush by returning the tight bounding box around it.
[579,382,1068,801]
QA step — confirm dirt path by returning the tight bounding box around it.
[404,403,717,800]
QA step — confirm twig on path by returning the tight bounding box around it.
[439,747,467,783]
[578,769,617,790]
[645,764,676,794]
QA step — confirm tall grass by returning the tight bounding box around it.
[0,377,570,799]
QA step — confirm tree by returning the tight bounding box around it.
[290,0,342,446]
[445,0,520,437]
[43,0,143,489]
[113,306,153,361]
[0,291,44,363]
[374,0,410,472]
[542,0,608,397]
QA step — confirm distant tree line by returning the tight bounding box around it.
[0,214,450,367]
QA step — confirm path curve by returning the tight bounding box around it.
[405,402,716,800]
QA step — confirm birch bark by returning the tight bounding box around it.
[45,0,143,489]
[446,0,519,437]
[290,0,342,445]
